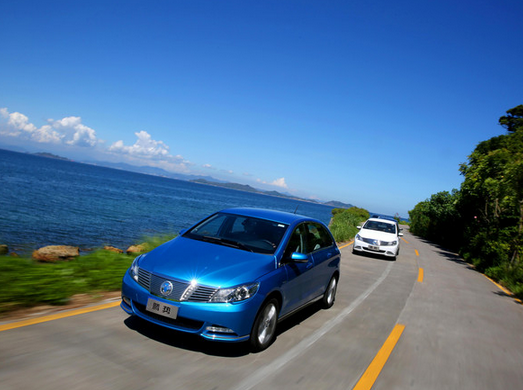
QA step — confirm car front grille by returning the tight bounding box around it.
[361,237,395,246]
[137,268,218,302]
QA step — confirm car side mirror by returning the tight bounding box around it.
[399,232,403,237]
[291,252,309,263]
[356,225,362,229]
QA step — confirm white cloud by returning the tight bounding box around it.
[31,125,63,144]
[271,177,288,188]
[48,116,98,147]
[257,177,288,189]
[0,108,100,146]
[109,130,171,158]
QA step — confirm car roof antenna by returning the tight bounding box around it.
[293,205,299,214]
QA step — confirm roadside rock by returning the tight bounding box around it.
[32,245,80,262]
[126,243,148,254]
[0,244,8,255]
[104,246,123,253]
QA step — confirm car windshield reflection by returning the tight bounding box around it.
[363,221,397,234]
[184,212,289,254]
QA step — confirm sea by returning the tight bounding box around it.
[0,149,335,255]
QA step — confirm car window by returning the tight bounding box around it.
[306,223,334,252]
[363,220,396,234]
[185,213,288,254]
[189,213,227,237]
[284,225,307,257]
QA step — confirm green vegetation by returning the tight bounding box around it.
[0,234,176,315]
[330,206,370,242]
[409,105,523,298]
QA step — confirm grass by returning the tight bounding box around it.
[0,234,176,315]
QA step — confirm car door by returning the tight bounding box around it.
[308,222,340,299]
[280,223,316,315]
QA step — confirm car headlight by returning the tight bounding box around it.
[130,255,143,282]
[210,282,259,303]
[382,240,397,246]
[355,234,362,241]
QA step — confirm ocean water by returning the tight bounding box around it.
[0,149,335,255]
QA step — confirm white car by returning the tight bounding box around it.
[353,218,403,260]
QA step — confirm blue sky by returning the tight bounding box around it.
[1,0,522,217]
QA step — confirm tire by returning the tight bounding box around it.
[250,298,279,352]
[322,275,338,309]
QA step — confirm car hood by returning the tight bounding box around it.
[139,236,276,287]
[359,229,398,242]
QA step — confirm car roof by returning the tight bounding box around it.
[370,215,398,223]
[365,217,397,225]
[220,207,320,225]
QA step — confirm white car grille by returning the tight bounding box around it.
[360,237,395,246]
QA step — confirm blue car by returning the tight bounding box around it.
[121,207,341,351]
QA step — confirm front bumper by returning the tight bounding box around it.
[353,238,398,257]
[121,271,262,342]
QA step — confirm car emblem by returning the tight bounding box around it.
[373,239,379,246]
[160,281,174,296]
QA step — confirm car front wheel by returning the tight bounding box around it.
[322,276,338,309]
[250,298,279,352]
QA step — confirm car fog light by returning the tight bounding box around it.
[122,296,131,307]
[206,325,235,334]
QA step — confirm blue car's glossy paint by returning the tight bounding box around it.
[121,207,340,346]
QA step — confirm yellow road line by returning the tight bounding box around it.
[353,324,405,390]
[339,241,354,249]
[401,237,409,244]
[483,275,522,304]
[0,301,120,332]
[415,249,419,256]
[417,268,424,283]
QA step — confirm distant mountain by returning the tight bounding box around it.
[33,152,71,161]
[191,179,349,207]
[324,200,354,208]
[82,160,223,183]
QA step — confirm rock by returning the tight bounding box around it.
[126,243,148,254]
[104,246,123,254]
[0,245,8,255]
[32,245,80,262]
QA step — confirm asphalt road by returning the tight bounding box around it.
[1,228,523,390]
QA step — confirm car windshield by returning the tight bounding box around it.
[363,220,397,234]
[183,212,289,254]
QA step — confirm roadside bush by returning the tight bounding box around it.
[330,207,368,243]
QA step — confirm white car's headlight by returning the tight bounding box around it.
[355,234,362,241]
[210,283,259,303]
[382,240,397,246]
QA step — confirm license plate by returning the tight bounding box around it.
[146,298,179,319]
[368,245,380,251]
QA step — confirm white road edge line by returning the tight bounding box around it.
[233,262,394,390]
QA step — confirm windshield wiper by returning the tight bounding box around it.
[201,236,253,252]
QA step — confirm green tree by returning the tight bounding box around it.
[409,105,523,297]
[409,190,462,249]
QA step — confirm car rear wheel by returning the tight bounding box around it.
[322,276,337,309]
[250,298,279,352]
